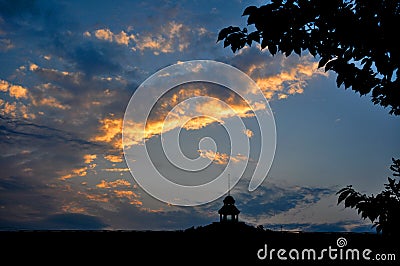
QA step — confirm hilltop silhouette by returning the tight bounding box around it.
[1,194,398,265]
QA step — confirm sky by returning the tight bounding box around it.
[1,0,399,231]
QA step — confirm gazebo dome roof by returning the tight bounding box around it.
[223,195,235,204]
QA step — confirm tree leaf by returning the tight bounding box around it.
[269,44,277,55]
[242,6,258,16]
[318,57,330,68]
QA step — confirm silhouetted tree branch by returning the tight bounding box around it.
[336,158,400,237]
[218,0,400,115]
[218,0,400,235]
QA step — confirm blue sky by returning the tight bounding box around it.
[0,0,399,231]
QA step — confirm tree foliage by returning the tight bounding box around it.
[336,158,400,236]
[218,0,400,115]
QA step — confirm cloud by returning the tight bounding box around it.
[86,21,197,56]
[101,168,130,172]
[32,95,70,110]
[92,28,136,46]
[0,80,45,119]
[117,83,264,149]
[35,213,108,230]
[134,21,191,55]
[0,115,95,148]
[94,28,113,42]
[91,117,123,148]
[264,221,373,232]
[85,179,143,208]
[198,149,248,165]
[96,179,132,188]
[1,79,29,99]
[114,190,142,206]
[244,129,254,138]
[104,154,123,163]
[84,154,97,164]
[227,47,328,101]
[59,167,88,180]
[198,149,229,165]
[72,43,123,76]
[0,38,14,51]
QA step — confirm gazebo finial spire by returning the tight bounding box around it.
[228,173,230,196]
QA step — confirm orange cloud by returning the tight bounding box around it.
[244,129,254,138]
[84,154,97,164]
[61,203,86,213]
[198,149,229,165]
[104,154,123,163]
[0,80,8,92]
[119,84,263,148]
[113,190,138,198]
[96,179,131,188]
[113,190,142,206]
[93,28,135,46]
[0,100,35,119]
[0,76,70,119]
[198,149,248,165]
[32,96,70,110]
[102,168,130,172]
[245,54,328,100]
[94,28,113,42]
[59,167,88,180]
[0,80,29,99]
[114,31,132,45]
[134,21,190,55]
[85,193,109,203]
[19,104,36,119]
[29,63,39,71]
[2,102,16,117]
[91,117,123,148]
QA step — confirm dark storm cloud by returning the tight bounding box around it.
[0,176,33,192]
[0,0,74,42]
[40,213,108,230]
[239,186,333,216]
[71,43,123,77]
[0,115,95,147]
[266,222,373,233]
[0,213,108,230]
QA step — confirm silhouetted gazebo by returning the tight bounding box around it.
[218,195,240,223]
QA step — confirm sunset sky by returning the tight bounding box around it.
[1,0,399,231]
